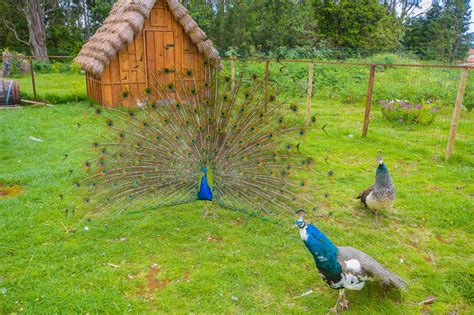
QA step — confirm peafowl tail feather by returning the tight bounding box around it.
[71,66,316,217]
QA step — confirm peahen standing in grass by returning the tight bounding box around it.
[294,210,407,313]
[357,156,396,222]
[71,68,315,218]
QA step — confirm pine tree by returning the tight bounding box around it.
[404,0,471,61]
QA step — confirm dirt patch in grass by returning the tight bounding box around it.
[0,184,23,198]
[138,264,170,300]
[146,265,169,292]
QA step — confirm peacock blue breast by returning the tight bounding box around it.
[304,224,342,282]
[198,168,213,201]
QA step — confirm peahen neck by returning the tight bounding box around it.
[375,163,392,187]
[198,167,213,201]
[301,223,342,277]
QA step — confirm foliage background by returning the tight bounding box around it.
[0,0,471,62]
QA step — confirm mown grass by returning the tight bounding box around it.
[16,72,87,104]
[0,91,472,313]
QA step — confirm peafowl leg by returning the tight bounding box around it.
[329,289,349,314]
[203,202,217,219]
[374,210,381,225]
[212,203,217,219]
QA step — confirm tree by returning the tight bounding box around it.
[1,0,56,58]
[311,0,404,53]
[25,0,49,58]
[404,0,471,61]
[382,0,425,22]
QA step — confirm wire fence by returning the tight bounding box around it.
[219,57,472,162]
[0,55,472,161]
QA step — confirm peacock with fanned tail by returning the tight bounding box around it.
[71,68,316,218]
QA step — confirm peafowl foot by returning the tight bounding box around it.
[328,289,349,314]
[374,211,380,225]
[374,210,383,225]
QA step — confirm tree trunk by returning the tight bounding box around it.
[25,0,48,60]
[82,0,91,39]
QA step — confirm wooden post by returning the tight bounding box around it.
[230,58,236,90]
[362,64,376,137]
[264,60,270,113]
[306,63,314,127]
[29,57,37,100]
[445,67,469,161]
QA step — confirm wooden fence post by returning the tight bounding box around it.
[230,57,236,91]
[445,67,468,161]
[264,60,270,113]
[29,57,37,100]
[362,64,376,137]
[306,63,314,127]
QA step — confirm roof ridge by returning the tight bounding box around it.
[75,0,220,77]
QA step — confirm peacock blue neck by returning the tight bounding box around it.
[376,163,391,186]
[198,167,213,201]
[303,224,342,278]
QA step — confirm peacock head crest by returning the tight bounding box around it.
[377,151,384,165]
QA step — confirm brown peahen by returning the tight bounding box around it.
[357,156,396,223]
[71,68,316,218]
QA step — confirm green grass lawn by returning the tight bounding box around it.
[16,72,87,104]
[0,95,472,313]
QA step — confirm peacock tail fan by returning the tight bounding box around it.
[72,66,317,219]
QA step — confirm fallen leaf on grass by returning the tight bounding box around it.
[29,136,44,142]
[292,289,314,299]
[418,295,436,305]
[435,235,451,244]
[207,235,223,243]
[107,263,120,269]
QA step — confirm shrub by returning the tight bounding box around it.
[33,61,52,73]
[379,99,439,125]
[32,60,81,74]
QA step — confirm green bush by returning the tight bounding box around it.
[32,60,81,74]
[379,99,439,125]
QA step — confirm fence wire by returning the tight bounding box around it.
[219,58,473,162]
[0,56,472,162]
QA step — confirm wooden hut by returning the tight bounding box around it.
[75,0,220,107]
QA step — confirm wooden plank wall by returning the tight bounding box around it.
[85,72,102,104]
[96,0,206,107]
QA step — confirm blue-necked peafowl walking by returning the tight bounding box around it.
[294,210,407,313]
[357,156,396,222]
[71,68,315,218]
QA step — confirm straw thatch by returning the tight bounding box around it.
[75,0,220,77]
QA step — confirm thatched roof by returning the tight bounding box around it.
[75,0,220,77]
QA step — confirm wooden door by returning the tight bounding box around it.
[145,30,176,100]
